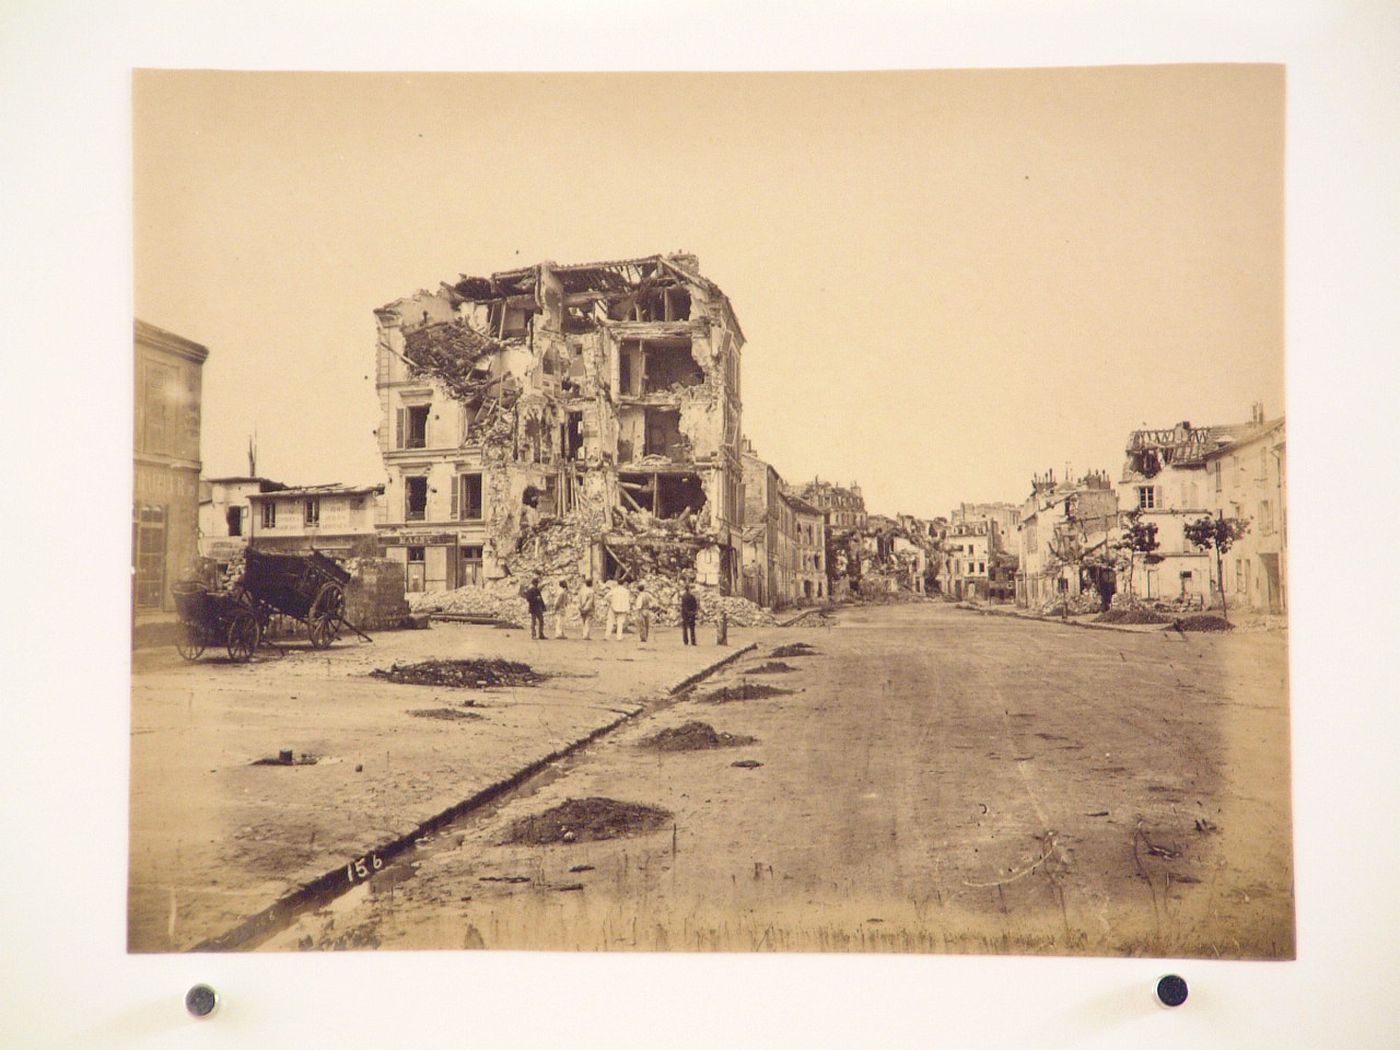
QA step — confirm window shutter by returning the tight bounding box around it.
[451,475,460,521]
[395,408,405,449]
[422,406,430,448]
[1154,485,1162,509]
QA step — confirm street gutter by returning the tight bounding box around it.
[189,641,757,952]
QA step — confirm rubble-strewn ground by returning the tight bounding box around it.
[127,622,777,951]
[410,579,777,629]
[262,603,1293,959]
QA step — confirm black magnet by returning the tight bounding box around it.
[1155,974,1188,1008]
[185,983,219,1019]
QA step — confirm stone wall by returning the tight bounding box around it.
[343,557,410,630]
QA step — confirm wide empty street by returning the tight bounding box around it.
[264,603,1292,958]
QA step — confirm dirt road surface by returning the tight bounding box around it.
[264,603,1293,957]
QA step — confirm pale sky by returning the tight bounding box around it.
[135,67,1283,520]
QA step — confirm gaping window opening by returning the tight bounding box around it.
[226,505,243,537]
[261,501,277,529]
[563,411,584,460]
[405,476,428,522]
[643,407,684,459]
[404,405,430,449]
[455,473,483,521]
[304,498,320,526]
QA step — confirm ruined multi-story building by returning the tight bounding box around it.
[1015,469,1119,608]
[372,254,746,594]
[1118,407,1281,607]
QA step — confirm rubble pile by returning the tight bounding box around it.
[409,586,520,623]
[700,682,795,704]
[500,797,672,845]
[633,575,777,627]
[1172,615,1236,633]
[401,320,506,402]
[638,721,757,752]
[1095,606,1172,625]
[744,661,798,675]
[1040,591,1103,617]
[770,643,819,658]
[369,658,546,689]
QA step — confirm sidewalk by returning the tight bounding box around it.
[128,622,772,952]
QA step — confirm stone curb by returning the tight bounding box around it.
[189,642,758,952]
[954,602,1171,635]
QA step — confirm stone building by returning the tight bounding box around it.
[133,320,208,612]
[740,452,828,608]
[1116,412,1278,605]
[786,492,828,603]
[198,476,286,567]
[1015,469,1119,608]
[373,253,746,596]
[1203,411,1286,613]
[244,484,384,561]
[799,478,867,531]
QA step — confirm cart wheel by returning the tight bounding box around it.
[308,582,345,650]
[175,623,206,661]
[226,610,260,663]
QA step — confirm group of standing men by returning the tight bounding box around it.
[520,579,705,646]
[520,577,704,644]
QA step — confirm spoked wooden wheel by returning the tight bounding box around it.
[226,610,260,663]
[175,623,205,661]
[307,582,345,650]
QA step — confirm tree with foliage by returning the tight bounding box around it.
[1184,512,1251,620]
[1114,508,1160,602]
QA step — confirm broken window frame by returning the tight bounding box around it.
[261,501,276,529]
[405,476,428,522]
[452,472,484,521]
[304,498,320,527]
[402,405,430,449]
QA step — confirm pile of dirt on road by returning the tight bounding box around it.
[700,682,794,704]
[1173,615,1236,633]
[745,661,798,675]
[639,721,756,751]
[1095,607,1173,625]
[408,707,483,721]
[770,643,819,658]
[370,658,546,689]
[500,797,672,845]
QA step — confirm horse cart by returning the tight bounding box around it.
[173,548,370,662]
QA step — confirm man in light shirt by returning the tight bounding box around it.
[607,581,631,640]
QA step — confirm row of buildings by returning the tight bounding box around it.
[136,253,1286,622]
[1011,408,1287,615]
[171,255,888,614]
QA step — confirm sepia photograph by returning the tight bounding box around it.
[130,66,1291,959]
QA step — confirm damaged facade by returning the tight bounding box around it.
[373,254,746,596]
[1119,406,1284,608]
[740,448,828,608]
[1015,469,1119,608]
